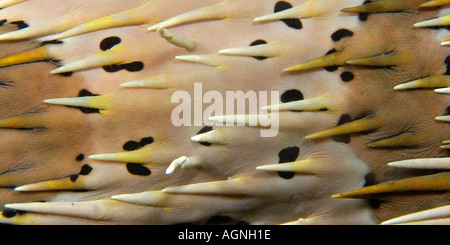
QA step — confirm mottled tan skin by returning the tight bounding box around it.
[329,9,450,221]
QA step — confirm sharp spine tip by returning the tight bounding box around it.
[420,0,450,8]
[414,15,450,28]
[436,115,450,122]
[434,88,450,94]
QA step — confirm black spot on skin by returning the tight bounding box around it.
[359,1,373,22]
[76,154,85,162]
[70,174,79,182]
[444,56,450,75]
[331,114,351,143]
[274,1,303,30]
[363,173,383,209]
[100,36,122,51]
[123,62,144,72]
[426,25,450,30]
[331,29,354,42]
[58,72,74,77]
[40,40,64,47]
[445,106,450,116]
[78,89,99,97]
[281,89,304,112]
[126,163,151,176]
[340,71,355,82]
[140,137,154,146]
[123,137,154,151]
[359,13,369,22]
[369,199,383,209]
[324,49,339,72]
[10,21,28,30]
[0,19,6,26]
[2,210,16,218]
[103,64,122,73]
[70,164,93,182]
[278,146,300,179]
[250,40,268,60]
[79,164,93,176]
[74,89,101,114]
[103,62,144,73]
[364,172,377,187]
[197,126,213,146]
[123,141,141,151]
[281,90,304,103]
[325,49,337,55]
[99,37,144,73]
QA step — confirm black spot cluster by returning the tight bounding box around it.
[277,146,300,179]
[122,136,154,176]
[0,19,29,29]
[359,1,373,22]
[281,89,304,112]
[70,164,93,182]
[74,89,101,114]
[331,114,352,143]
[250,39,268,60]
[363,172,384,209]
[274,1,303,30]
[99,36,144,73]
[331,112,376,144]
[123,137,154,151]
[2,210,27,219]
[324,49,339,72]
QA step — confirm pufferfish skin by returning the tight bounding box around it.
[0,0,449,225]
